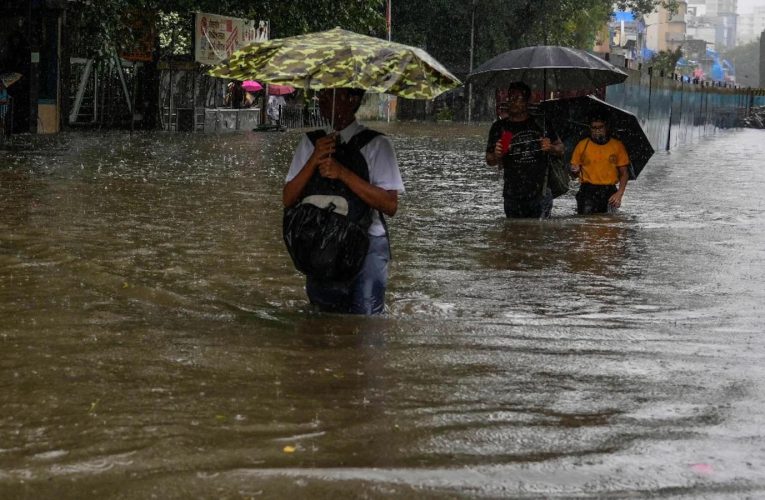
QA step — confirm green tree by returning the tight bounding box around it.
[391,0,678,77]
[724,39,761,88]
[650,46,683,76]
[65,0,386,129]
[67,0,385,60]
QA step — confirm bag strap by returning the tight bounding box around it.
[306,128,383,149]
[538,117,553,199]
[348,129,383,150]
[352,129,392,259]
[577,139,590,178]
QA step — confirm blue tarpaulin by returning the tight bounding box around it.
[613,11,635,22]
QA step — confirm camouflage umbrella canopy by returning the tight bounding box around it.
[209,27,461,99]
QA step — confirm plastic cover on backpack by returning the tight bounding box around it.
[283,201,370,282]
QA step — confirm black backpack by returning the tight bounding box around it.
[283,129,382,282]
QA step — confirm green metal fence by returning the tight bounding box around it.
[604,70,764,152]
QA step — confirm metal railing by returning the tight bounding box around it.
[604,70,763,152]
[279,104,328,130]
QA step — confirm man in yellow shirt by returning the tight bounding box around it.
[569,113,630,214]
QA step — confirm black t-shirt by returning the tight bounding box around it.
[486,117,558,200]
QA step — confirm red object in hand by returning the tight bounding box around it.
[500,131,513,154]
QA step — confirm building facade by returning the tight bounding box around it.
[644,1,688,52]
[687,0,738,49]
[737,6,765,45]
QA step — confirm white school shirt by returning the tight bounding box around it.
[286,120,404,237]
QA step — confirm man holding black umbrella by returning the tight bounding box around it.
[485,81,564,218]
[568,112,630,214]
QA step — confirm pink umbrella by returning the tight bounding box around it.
[242,80,263,92]
[267,84,295,96]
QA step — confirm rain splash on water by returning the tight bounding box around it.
[1,124,764,497]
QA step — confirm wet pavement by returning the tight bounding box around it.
[1,124,764,498]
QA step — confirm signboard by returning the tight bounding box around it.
[195,12,266,65]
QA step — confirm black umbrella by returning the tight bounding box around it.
[540,95,654,179]
[467,45,628,93]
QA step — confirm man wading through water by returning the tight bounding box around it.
[283,88,404,315]
[485,82,564,218]
[569,112,631,214]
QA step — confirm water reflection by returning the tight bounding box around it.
[479,216,635,278]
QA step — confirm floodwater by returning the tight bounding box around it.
[1,124,764,498]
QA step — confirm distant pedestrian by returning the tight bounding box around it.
[224,81,244,109]
[267,94,286,124]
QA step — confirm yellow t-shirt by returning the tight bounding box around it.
[571,138,630,186]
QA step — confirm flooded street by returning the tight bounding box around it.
[2,124,764,498]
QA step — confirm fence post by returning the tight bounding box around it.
[666,82,673,151]
[678,77,684,143]
[646,67,653,122]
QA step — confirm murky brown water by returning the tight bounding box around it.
[2,124,765,498]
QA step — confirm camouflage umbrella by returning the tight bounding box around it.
[208,27,461,99]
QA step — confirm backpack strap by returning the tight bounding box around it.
[306,128,383,148]
[348,129,383,150]
[355,130,392,260]
[346,128,392,259]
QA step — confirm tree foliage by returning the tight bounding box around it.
[68,0,385,60]
[68,0,675,73]
[392,0,677,76]
[649,46,683,76]
[723,39,761,88]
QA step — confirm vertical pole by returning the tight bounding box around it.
[192,64,197,131]
[386,0,392,123]
[646,66,652,121]
[29,2,39,133]
[262,84,268,126]
[666,83,673,151]
[92,61,98,124]
[131,62,138,135]
[467,0,475,124]
[542,0,548,102]
[114,52,132,117]
[166,67,172,131]
[749,89,754,118]
[386,0,392,41]
[697,82,703,140]
[704,89,709,136]
[678,77,683,142]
